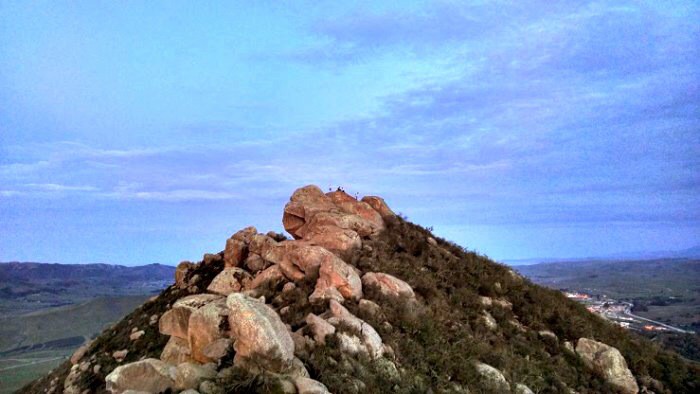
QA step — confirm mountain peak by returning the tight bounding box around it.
[21,186,699,393]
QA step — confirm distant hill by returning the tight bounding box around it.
[504,245,700,266]
[0,261,174,282]
[0,262,175,393]
[0,262,174,315]
[515,258,700,300]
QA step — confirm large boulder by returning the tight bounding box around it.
[362,272,415,300]
[105,358,175,394]
[188,298,231,363]
[174,362,217,391]
[160,336,194,365]
[224,226,258,268]
[305,313,336,344]
[207,268,252,295]
[294,377,331,394]
[305,211,376,238]
[310,254,363,301]
[327,300,384,359]
[474,362,509,391]
[226,293,295,371]
[282,185,337,239]
[326,191,385,232]
[175,261,196,287]
[159,294,223,339]
[249,264,286,290]
[361,196,395,219]
[304,225,362,260]
[576,338,639,394]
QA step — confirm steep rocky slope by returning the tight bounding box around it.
[20,186,700,394]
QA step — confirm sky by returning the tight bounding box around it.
[1,1,698,265]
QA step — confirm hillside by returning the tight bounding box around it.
[0,263,174,393]
[21,186,700,394]
[0,262,174,315]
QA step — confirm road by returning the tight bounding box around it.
[0,356,64,372]
[619,302,693,334]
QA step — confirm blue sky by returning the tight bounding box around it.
[1,1,698,265]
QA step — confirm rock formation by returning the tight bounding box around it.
[576,338,640,394]
[21,185,695,394]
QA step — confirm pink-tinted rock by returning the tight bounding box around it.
[224,227,258,268]
[306,211,376,238]
[282,185,337,239]
[70,341,91,365]
[226,293,295,371]
[327,191,384,232]
[187,298,230,363]
[311,254,362,301]
[233,226,258,243]
[304,225,362,260]
[245,253,267,273]
[175,261,195,287]
[224,238,246,268]
[305,313,336,344]
[202,338,232,362]
[361,196,395,219]
[308,286,345,304]
[362,272,415,300]
[249,265,286,290]
[248,234,278,261]
[105,358,175,394]
[294,377,331,394]
[207,268,252,295]
[159,294,222,339]
[160,336,194,365]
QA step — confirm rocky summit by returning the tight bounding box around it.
[20,185,700,394]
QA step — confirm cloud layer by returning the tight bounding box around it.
[1,1,698,263]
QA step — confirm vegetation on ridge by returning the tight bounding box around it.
[19,217,700,394]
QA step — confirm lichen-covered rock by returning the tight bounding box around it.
[576,338,639,394]
[188,298,230,363]
[249,264,286,290]
[174,362,217,391]
[327,300,384,359]
[176,261,196,288]
[362,272,415,300]
[105,358,175,394]
[294,376,331,394]
[481,311,497,330]
[474,362,509,391]
[515,383,535,394]
[305,313,336,344]
[304,224,362,261]
[326,190,385,232]
[159,294,223,339]
[201,338,232,362]
[226,293,295,371]
[207,267,252,295]
[358,299,382,318]
[161,336,194,364]
[245,253,267,273]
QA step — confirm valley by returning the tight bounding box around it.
[0,262,174,393]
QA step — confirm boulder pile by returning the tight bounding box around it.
[103,186,403,394]
[50,185,651,394]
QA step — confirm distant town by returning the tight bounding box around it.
[562,290,694,334]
